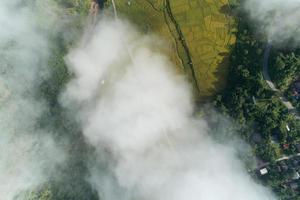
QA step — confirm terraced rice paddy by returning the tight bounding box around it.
[109,0,236,100]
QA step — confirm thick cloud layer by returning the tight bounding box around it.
[0,1,65,199]
[63,18,276,200]
[244,0,300,45]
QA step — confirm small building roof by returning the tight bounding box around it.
[286,124,291,132]
[259,168,268,175]
[292,172,300,180]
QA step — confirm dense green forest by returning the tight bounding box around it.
[17,1,99,199]
[269,51,300,91]
[215,4,300,199]
[269,50,300,113]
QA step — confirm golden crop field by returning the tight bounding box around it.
[169,0,236,99]
[110,0,236,100]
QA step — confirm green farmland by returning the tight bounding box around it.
[110,0,236,100]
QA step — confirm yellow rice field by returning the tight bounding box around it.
[110,0,236,100]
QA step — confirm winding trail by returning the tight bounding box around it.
[262,44,300,117]
[250,44,300,171]
[254,153,300,172]
[111,0,118,19]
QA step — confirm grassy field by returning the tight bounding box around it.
[108,0,236,100]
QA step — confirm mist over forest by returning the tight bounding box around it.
[2,0,300,199]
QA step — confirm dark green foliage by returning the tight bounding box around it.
[214,9,300,199]
[270,51,300,90]
[19,1,101,200]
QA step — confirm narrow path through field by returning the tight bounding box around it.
[164,0,200,94]
[89,0,100,25]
